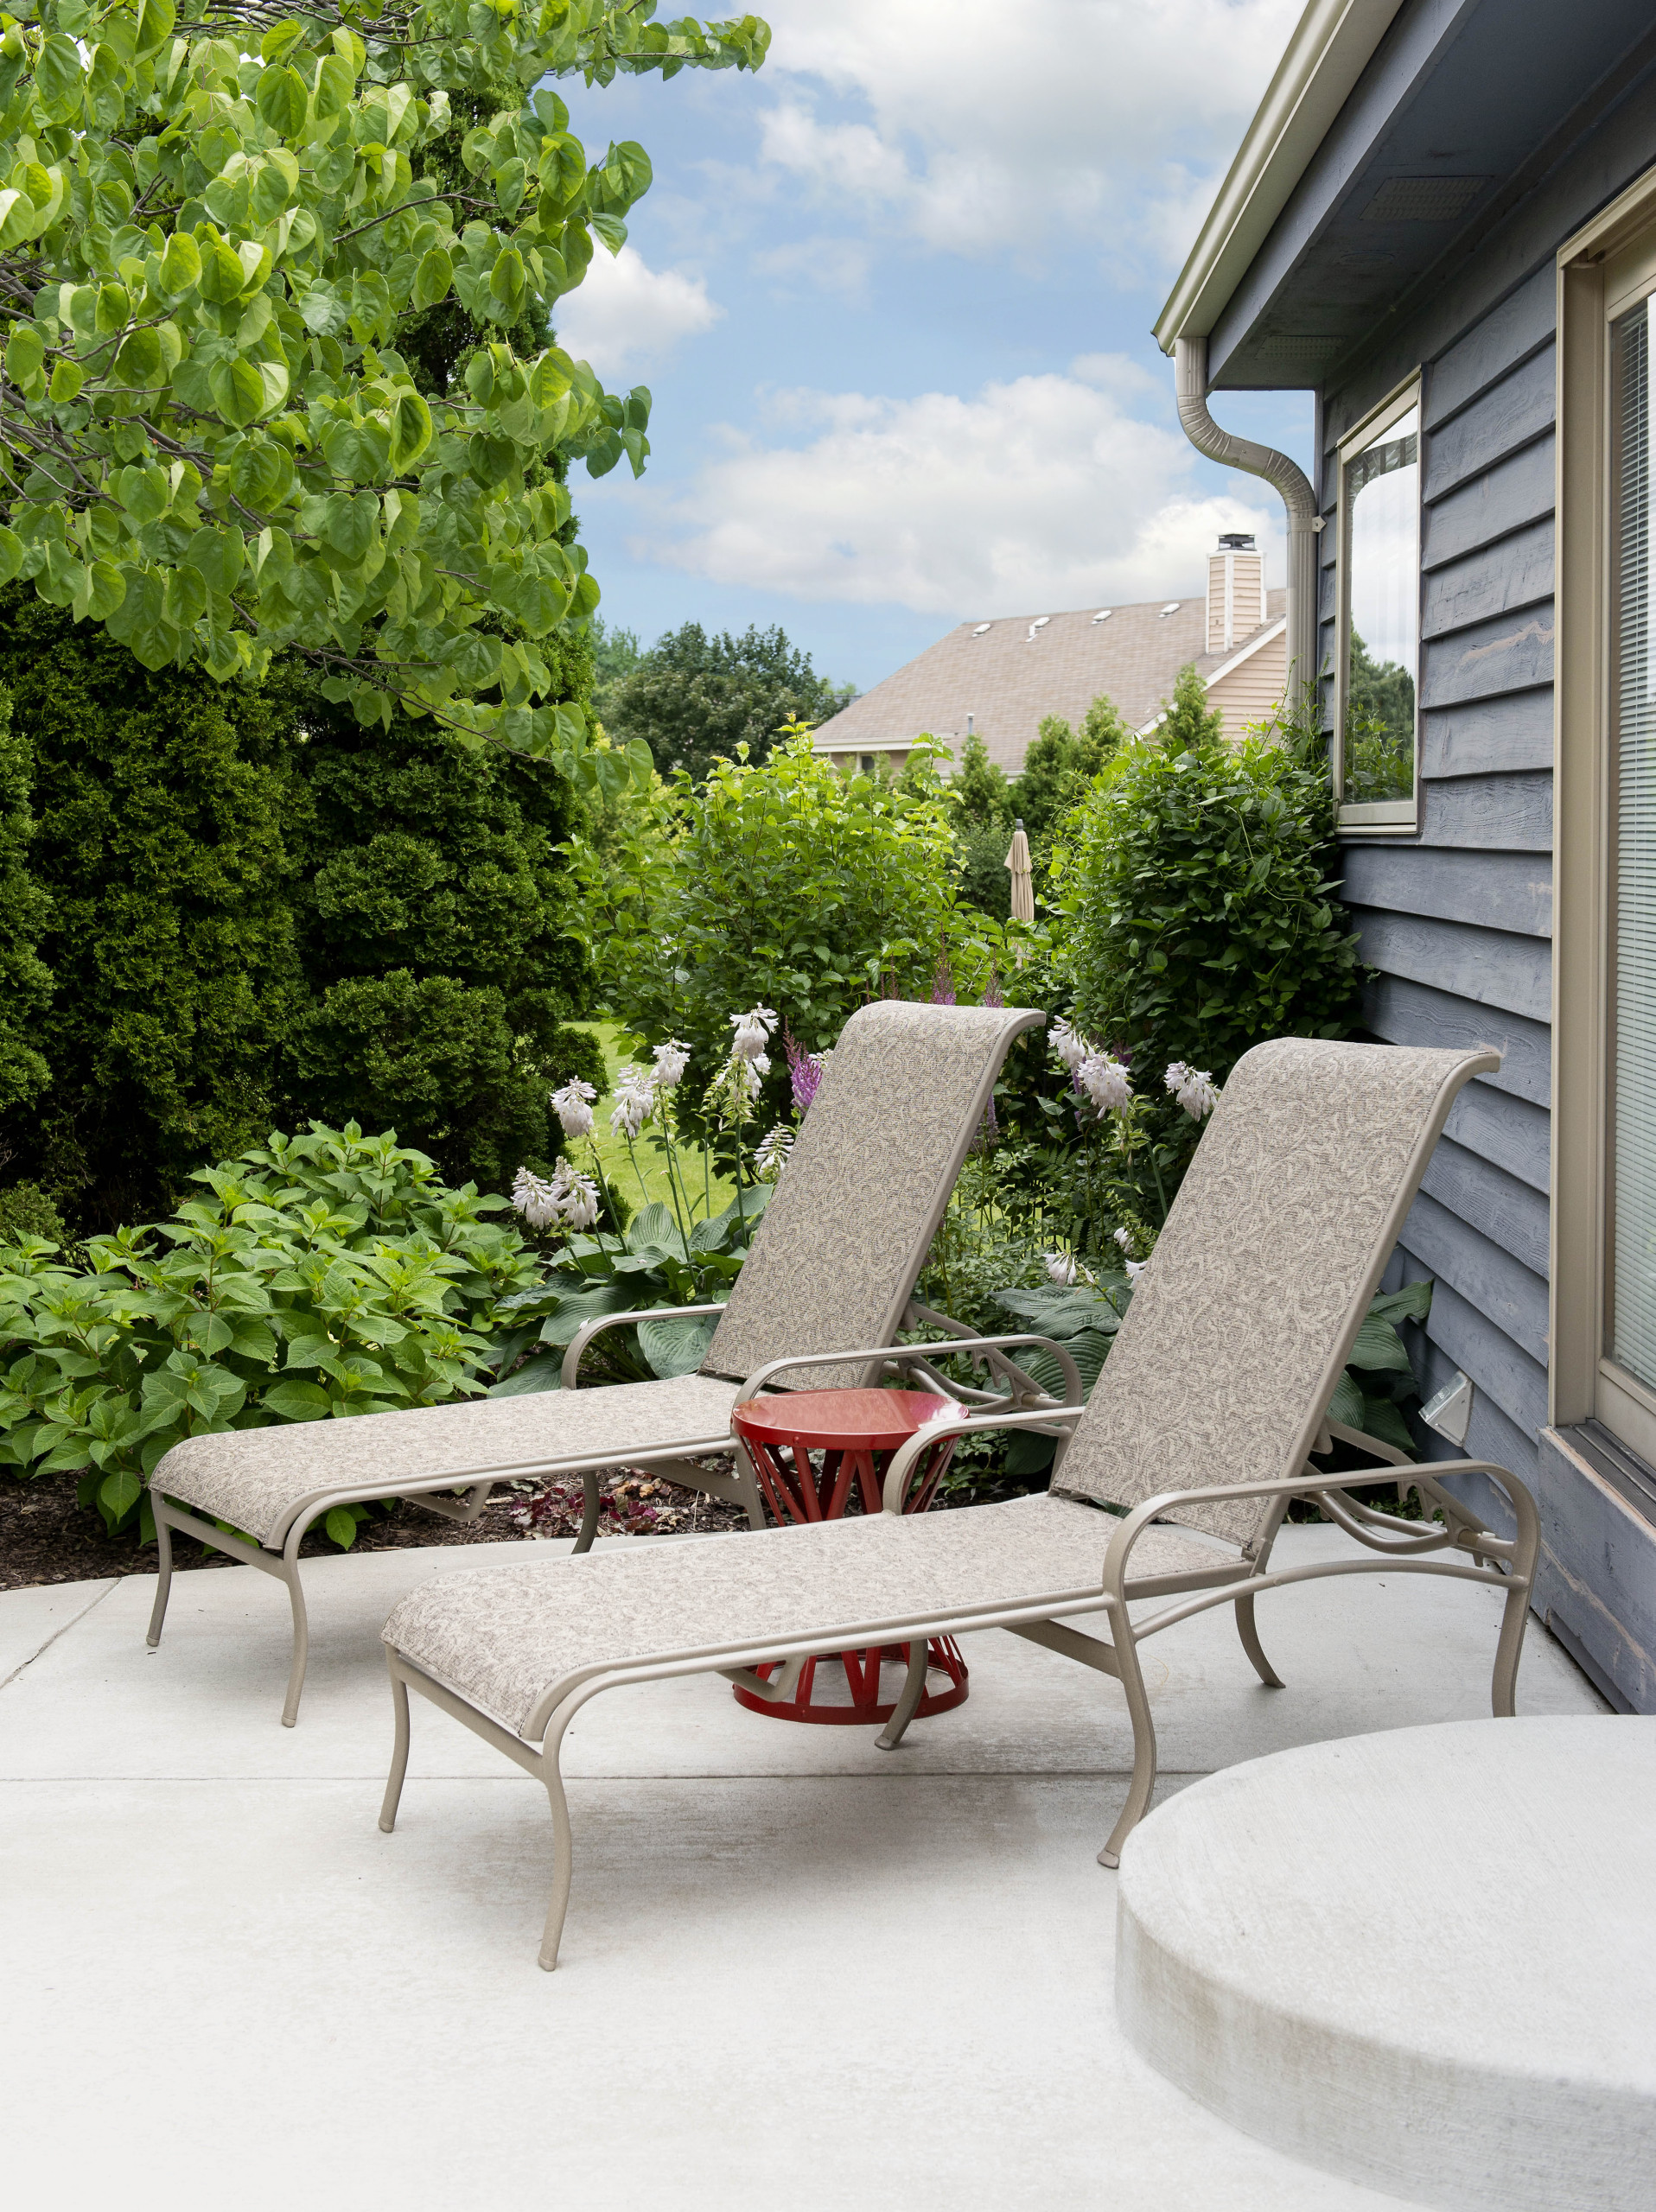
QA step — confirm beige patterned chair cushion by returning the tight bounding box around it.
[382,1492,1239,1737]
[702,1000,1042,1390]
[158,1374,742,1548]
[1051,1039,1494,1548]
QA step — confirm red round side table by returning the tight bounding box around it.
[729,1388,969,1726]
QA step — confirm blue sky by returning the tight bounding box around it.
[554,1,1315,696]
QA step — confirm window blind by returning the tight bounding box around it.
[1611,300,1656,1389]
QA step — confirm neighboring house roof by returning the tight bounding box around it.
[812,591,1287,775]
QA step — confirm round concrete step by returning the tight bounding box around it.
[1116,1717,1656,2211]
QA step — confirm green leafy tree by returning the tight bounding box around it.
[952,728,1011,826]
[605,731,987,1129]
[606,621,854,781]
[0,682,53,1111]
[586,610,642,727]
[1152,664,1225,753]
[0,0,769,758]
[0,582,303,1230]
[1012,693,1129,836]
[1344,630,1415,804]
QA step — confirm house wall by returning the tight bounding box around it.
[1315,98,1656,1709]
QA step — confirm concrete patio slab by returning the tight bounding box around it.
[1,1524,1608,2210]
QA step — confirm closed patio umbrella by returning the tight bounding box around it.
[1004,818,1035,924]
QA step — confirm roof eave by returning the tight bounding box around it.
[1152,0,1404,354]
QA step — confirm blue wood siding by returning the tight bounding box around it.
[1320,265,1557,1495]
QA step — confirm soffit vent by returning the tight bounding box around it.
[1362,175,1489,224]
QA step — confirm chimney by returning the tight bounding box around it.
[1207,532,1264,653]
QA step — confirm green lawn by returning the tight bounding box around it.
[560,1020,740,1225]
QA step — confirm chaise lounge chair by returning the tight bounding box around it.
[377,1038,1539,1969]
[143,1000,1054,1722]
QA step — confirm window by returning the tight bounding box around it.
[1609,296,1656,1406]
[1554,180,1656,1470]
[1334,381,1421,830]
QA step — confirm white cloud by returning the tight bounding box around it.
[625,365,1277,614]
[755,0,1303,267]
[553,245,722,381]
[751,236,871,303]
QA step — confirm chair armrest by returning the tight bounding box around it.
[1099,1460,1536,1599]
[742,1332,1083,1411]
[878,1404,1086,1514]
[562,1303,728,1389]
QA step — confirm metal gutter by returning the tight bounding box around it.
[1175,336,1321,692]
[1153,0,1404,355]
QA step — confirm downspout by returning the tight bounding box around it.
[1174,334,1321,701]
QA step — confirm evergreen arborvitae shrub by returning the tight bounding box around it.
[0,683,53,1114]
[273,667,602,1189]
[0,587,303,1229]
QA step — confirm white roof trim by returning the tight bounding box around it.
[1153,0,1404,352]
[812,733,920,753]
[1204,615,1288,689]
[1131,617,1287,736]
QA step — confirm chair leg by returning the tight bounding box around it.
[1234,1593,1284,1689]
[538,1717,578,1972]
[145,1491,175,1651]
[733,1438,767,1531]
[379,1658,412,1833]
[278,1534,311,1729]
[571,1471,602,1554]
[876,1640,930,1751]
[1099,1611,1158,1869]
[1490,1471,1539,1718]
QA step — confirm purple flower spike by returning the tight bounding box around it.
[932,954,957,1005]
[784,1024,825,1115]
[984,964,1004,1008]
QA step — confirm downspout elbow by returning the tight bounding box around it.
[1174,334,1321,696]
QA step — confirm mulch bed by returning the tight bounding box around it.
[0,1463,753,1592]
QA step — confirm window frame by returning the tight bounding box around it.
[1333,373,1424,834]
[1555,164,1656,1465]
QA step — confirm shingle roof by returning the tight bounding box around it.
[813,589,1287,774]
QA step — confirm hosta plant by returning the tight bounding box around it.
[0,1121,538,1544]
[491,1188,767,1393]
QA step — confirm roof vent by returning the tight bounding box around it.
[1363,175,1487,224]
[1025,616,1050,642]
[1092,608,1112,623]
[1159,601,1181,617]
[971,622,991,636]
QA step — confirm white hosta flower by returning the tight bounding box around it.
[736,1056,765,1102]
[1050,1017,1089,1072]
[610,1071,657,1140]
[1124,1258,1147,1281]
[1112,1225,1134,1255]
[652,1039,690,1090]
[754,1123,794,1181]
[1078,1051,1132,1113]
[1044,1250,1080,1286]
[512,1166,562,1231]
[551,1164,601,1232]
[729,1006,779,1062]
[550,1077,596,1139]
[1166,1062,1220,1121]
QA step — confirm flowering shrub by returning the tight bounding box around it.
[0,1126,538,1547]
[589,729,1004,1132]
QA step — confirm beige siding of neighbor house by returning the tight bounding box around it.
[1204,624,1288,738]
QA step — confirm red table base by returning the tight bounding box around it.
[729,1388,971,1726]
[733,1637,969,1725]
